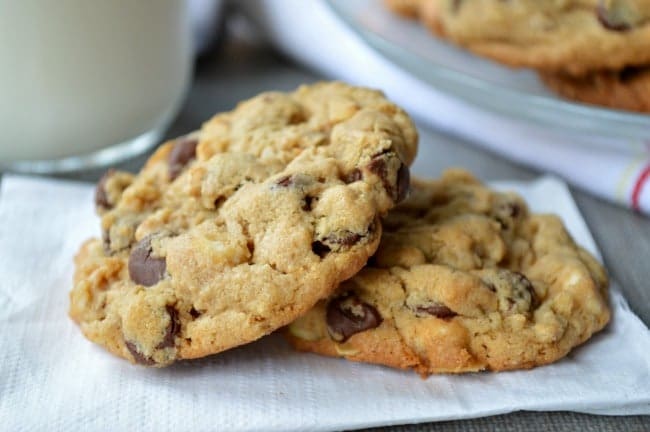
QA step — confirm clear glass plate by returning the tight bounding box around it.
[326,0,650,150]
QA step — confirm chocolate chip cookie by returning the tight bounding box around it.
[540,66,650,112]
[389,0,650,76]
[384,0,421,18]
[286,170,610,375]
[69,82,418,366]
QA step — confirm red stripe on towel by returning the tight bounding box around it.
[631,164,650,211]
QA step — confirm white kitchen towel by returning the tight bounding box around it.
[242,0,650,215]
[0,174,649,432]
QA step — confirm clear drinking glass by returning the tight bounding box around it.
[0,0,192,173]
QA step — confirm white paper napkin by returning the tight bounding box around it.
[0,174,648,432]
[242,0,650,215]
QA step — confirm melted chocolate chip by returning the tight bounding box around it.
[343,169,362,184]
[326,294,383,342]
[276,175,293,187]
[311,241,331,258]
[367,153,390,191]
[189,307,201,318]
[288,112,306,125]
[125,341,155,366]
[313,222,374,257]
[416,303,457,319]
[620,66,644,83]
[395,164,410,203]
[168,137,198,180]
[246,239,255,256]
[102,229,112,255]
[495,201,521,229]
[156,306,180,349]
[302,195,314,211]
[95,169,115,210]
[597,3,632,31]
[128,236,166,286]
[326,231,362,247]
[367,151,408,202]
[504,202,520,218]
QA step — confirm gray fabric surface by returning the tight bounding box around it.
[55,31,649,431]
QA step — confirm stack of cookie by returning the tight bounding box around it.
[386,0,650,113]
[70,82,610,375]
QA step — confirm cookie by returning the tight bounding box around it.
[384,0,421,18]
[540,66,650,112]
[286,170,610,375]
[69,82,419,366]
[397,0,650,76]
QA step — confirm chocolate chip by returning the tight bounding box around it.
[276,175,293,187]
[156,306,180,349]
[620,66,644,83]
[326,294,382,342]
[314,223,374,257]
[102,229,112,255]
[168,137,198,180]
[288,112,306,125]
[495,201,521,229]
[125,341,155,366]
[325,231,362,247]
[395,164,410,203]
[95,169,115,210]
[302,195,315,211]
[311,241,331,258]
[367,153,390,190]
[128,236,166,286]
[367,151,408,202]
[189,307,201,318]
[343,169,362,184]
[416,303,457,319]
[505,202,520,218]
[597,2,633,31]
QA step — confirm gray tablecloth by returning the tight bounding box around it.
[57,33,650,432]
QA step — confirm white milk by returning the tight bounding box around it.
[0,0,192,164]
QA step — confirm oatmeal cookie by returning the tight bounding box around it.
[69,82,418,366]
[388,0,650,76]
[541,66,650,112]
[286,170,610,375]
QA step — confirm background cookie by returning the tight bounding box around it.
[384,0,421,18]
[286,170,610,375]
[70,82,418,366]
[540,66,650,112]
[395,0,650,76]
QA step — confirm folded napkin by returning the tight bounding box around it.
[1,174,648,431]
[242,0,650,215]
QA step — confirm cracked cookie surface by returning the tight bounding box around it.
[286,169,610,375]
[69,82,418,366]
[386,0,650,76]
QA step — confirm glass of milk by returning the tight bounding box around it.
[0,0,192,173]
